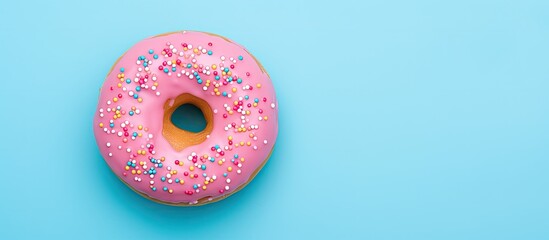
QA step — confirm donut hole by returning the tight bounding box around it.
[170,103,207,133]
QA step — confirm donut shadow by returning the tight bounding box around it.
[92,147,279,223]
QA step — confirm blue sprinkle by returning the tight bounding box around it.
[215,145,220,149]
[148,49,154,54]
[187,64,192,68]
[208,50,212,55]
[228,77,233,82]
[210,158,215,162]
[223,173,228,177]
[126,79,131,84]
[163,187,168,191]
[193,184,198,189]
[133,94,138,99]
[120,67,125,72]
[237,78,242,84]
[238,56,243,60]
[175,178,180,183]
[129,111,134,116]
[245,95,249,100]
[131,163,136,167]
[163,68,169,73]
[201,165,206,170]
[132,132,137,137]
[224,68,229,73]
[222,92,227,96]
[172,67,176,72]
[234,154,239,158]
[152,187,157,191]
[161,176,166,182]
[197,80,203,84]
[110,123,114,128]
[215,76,220,80]
[143,62,148,67]
[153,54,158,59]
[158,163,163,168]
[202,173,207,177]
[127,161,132,166]
[136,86,141,91]
[254,98,259,103]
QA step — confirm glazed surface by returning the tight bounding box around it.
[93,31,278,205]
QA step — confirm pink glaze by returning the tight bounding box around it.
[93,31,278,205]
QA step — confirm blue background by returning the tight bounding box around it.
[1,0,548,239]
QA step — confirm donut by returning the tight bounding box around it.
[93,31,278,206]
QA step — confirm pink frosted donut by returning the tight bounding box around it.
[93,31,278,206]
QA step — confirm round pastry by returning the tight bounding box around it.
[93,31,278,206]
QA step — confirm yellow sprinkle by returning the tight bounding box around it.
[228,136,233,140]
[99,123,104,128]
[232,88,237,93]
[228,167,233,172]
[169,189,173,194]
[190,166,195,171]
[229,110,233,115]
[202,186,207,190]
[240,141,244,146]
[125,166,130,170]
[137,170,142,175]
[218,160,223,165]
[137,98,143,103]
[228,71,232,76]
[257,83,262,88]
[253,103,258,107]
[241,157,245,162]
[117,83,122,88]
[193,49,198,53]
[264,116,268,120]
[212,64,217,70]
[161,157,165,161]
[138,125,143,130]
[179,180,185,185]
[204,180,209,185]
[153,82,158,87]
[138,133,142,137]
[247,141,251,146]
[131,170,136,174]
[215,92,221,96]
